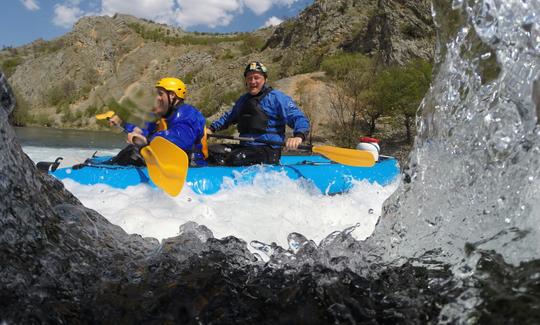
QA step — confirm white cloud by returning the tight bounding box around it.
[174,0,243,28]
[263,16,283,28]
[20,0,40,11]
[243,0,272,15]
[244,0,299,16]
[101,0,176,24]
[48,0,302,30]
[53,4,85,28]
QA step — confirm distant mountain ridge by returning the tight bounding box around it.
[1,0,434,137]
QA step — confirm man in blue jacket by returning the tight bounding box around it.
[108,77,207,166]
[207,62,310,165]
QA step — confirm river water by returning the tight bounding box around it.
[15,126,398,251]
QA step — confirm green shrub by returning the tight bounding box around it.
[35,112,52,126]
[1,57,23,77]
[31,39,65,55]
[9,89,32,126]
[291,46,332,75]
[183,71,195,84]
[195,85,244,117]
[85,105,99,117]
[238,34,265,55]
[46,80,76,106]
[321,52,372,79]
[127,22,256,47]
[220,49,235,60]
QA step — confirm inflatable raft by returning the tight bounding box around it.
[49,154,399,195]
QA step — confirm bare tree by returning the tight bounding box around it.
[295,78,319,143]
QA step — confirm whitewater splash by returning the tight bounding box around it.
[368,0,540,267]
[22,146,398,249]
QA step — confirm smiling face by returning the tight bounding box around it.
[152,88,172,117]
[245,71,267,95]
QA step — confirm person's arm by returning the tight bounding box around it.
[279,94,310,150]
[108,114,147,145]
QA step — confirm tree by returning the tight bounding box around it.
[322,53,380,147]
[373,59,432,142]
[295,78,319,143]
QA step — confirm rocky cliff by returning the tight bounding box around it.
[265,0,434,71]
[1,0,434,137]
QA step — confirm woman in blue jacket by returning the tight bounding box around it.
[108,77,207,166]
[207,62,310,166]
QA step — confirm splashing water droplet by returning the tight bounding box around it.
[480,52,492,60]
[452,0,464,10]
[287,232,309,254]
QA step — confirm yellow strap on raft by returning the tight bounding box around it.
[201,128,209,159]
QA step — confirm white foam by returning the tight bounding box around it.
[23,146,120,168]
[24,146,398,248]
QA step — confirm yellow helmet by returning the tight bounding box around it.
[155,77,187,99]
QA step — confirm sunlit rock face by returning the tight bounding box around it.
[0,71,158,321]
[364,0,540,267]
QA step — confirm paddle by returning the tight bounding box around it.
[207,134,376,167]
[95,110,128,134]
[140,137,189,196]
[95,110,116,120]
[96,110,188,196]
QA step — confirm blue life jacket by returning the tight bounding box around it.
[209,86,310,147]
[124,103,207,166]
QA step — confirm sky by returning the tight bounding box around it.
[1,0,314,48]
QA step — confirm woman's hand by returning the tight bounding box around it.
[285,137,303,150]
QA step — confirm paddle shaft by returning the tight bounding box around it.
[208,134,312,150]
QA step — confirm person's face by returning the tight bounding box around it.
[245,71,266,95]
[153,88,170,117]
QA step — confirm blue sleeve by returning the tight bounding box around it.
[209,95,247,132]
[123,122,155,137]
[122,122,137,133]
[277,93,310,136]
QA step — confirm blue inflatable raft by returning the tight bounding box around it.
[51,154,400,195]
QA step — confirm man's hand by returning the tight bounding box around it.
[108,115,123,127]
[128,132,148,146]
[285,137,303,150]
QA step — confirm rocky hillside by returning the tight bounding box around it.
[265,0,434,75]
[1,0,434,156]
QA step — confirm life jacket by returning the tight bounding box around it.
[237,86,275,135]
[151,111,208,160]
[156,118,168,132]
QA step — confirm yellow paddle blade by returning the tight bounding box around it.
[140,137,189,196]
[95,110,116,120]
[312,145,375,167]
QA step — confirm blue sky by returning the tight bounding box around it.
[1,0,313,48]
